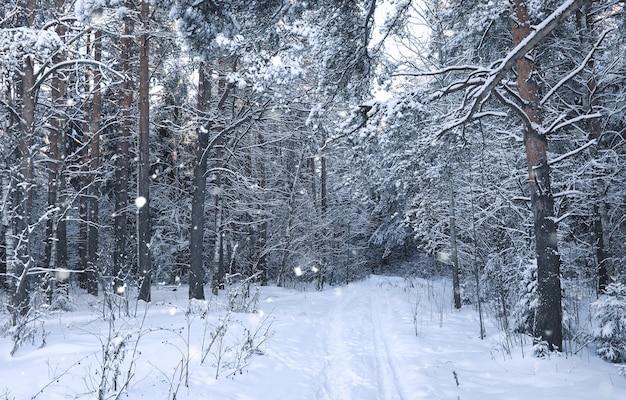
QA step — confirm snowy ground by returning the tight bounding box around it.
[1,275,625,399]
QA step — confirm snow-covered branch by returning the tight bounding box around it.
[33,59,125,92]
[548,138,597,166]
[433,0,587,137]
[540,28,614,105]
[543,113,603,136]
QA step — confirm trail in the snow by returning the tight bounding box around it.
[224,275,626,400]
[4,275,626,400]
[369,290,405,400]
[316,283,408,400]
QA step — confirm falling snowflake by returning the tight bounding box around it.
[135,196,147,209]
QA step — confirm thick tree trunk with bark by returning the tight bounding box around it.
[449,184,462,310]
[317,130,328,291]
[576,4,611,293]
[79,121,89,288]
[189,66,233,297]
[512,0,562,350]
[10,0,38,322]
[113,20,133,294]
[45,8,68,302]
[137,0,152,302]
[189,64,210,300]
[210,75,233,296]
[86,30,102,296]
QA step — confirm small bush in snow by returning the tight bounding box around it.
[591,282,626,363]
[50,293,76,312]
[513,261,538,335]
[532,339,551,358]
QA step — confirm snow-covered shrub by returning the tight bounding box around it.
[532,338,551,358]
[513,261,538,334]
[0,389,13,400]
[50,290,76,312]
[591,282,626,363]
[226,273,260,313]
[4,292,49,356]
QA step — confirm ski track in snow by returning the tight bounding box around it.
[369,290,405,400]
[317,285,404,400]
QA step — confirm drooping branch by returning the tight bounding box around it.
[33,59,125,92]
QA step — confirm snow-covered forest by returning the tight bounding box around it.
[1,0,625,398]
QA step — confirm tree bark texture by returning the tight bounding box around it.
[137,0,152,303]
[576,4,611,293]
[44,7,68,302]
[449,184,462,310]
[12,0,38,321]
[189,64,210,300]
[512,0,562,350]
[113,19,133,295]
[86,30,102,296]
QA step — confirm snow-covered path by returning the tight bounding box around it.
[316,287,406,400]
[213,275,626,400]
[2,275,626,399]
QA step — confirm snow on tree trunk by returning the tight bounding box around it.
[189,64,210,301]
[137,0,152,303]
[512,0,562,351]
[113,19,133,295]
[449,183,461,310]
[86,30,102,296]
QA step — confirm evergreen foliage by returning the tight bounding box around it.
[592,282,626,363]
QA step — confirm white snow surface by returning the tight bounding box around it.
[2,275,625,399]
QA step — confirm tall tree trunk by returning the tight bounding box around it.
[86,30,102,296]
[449,183,462,310]
[211,167,224,296]
[256,132,268,285]
[45,7,68,303]
[317,130,328,291]
[79,32,90,291]
[114,19,133,295]
[79,118,89,288]
[12,0,37,322]
[277,154,303,287]
[210,73,233,296]
[189,65,233,297]
[512,0,562,350]
[137,0,152,302]
[189,63,210,300]
[576,4,610,293]
[1,158,11,290]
